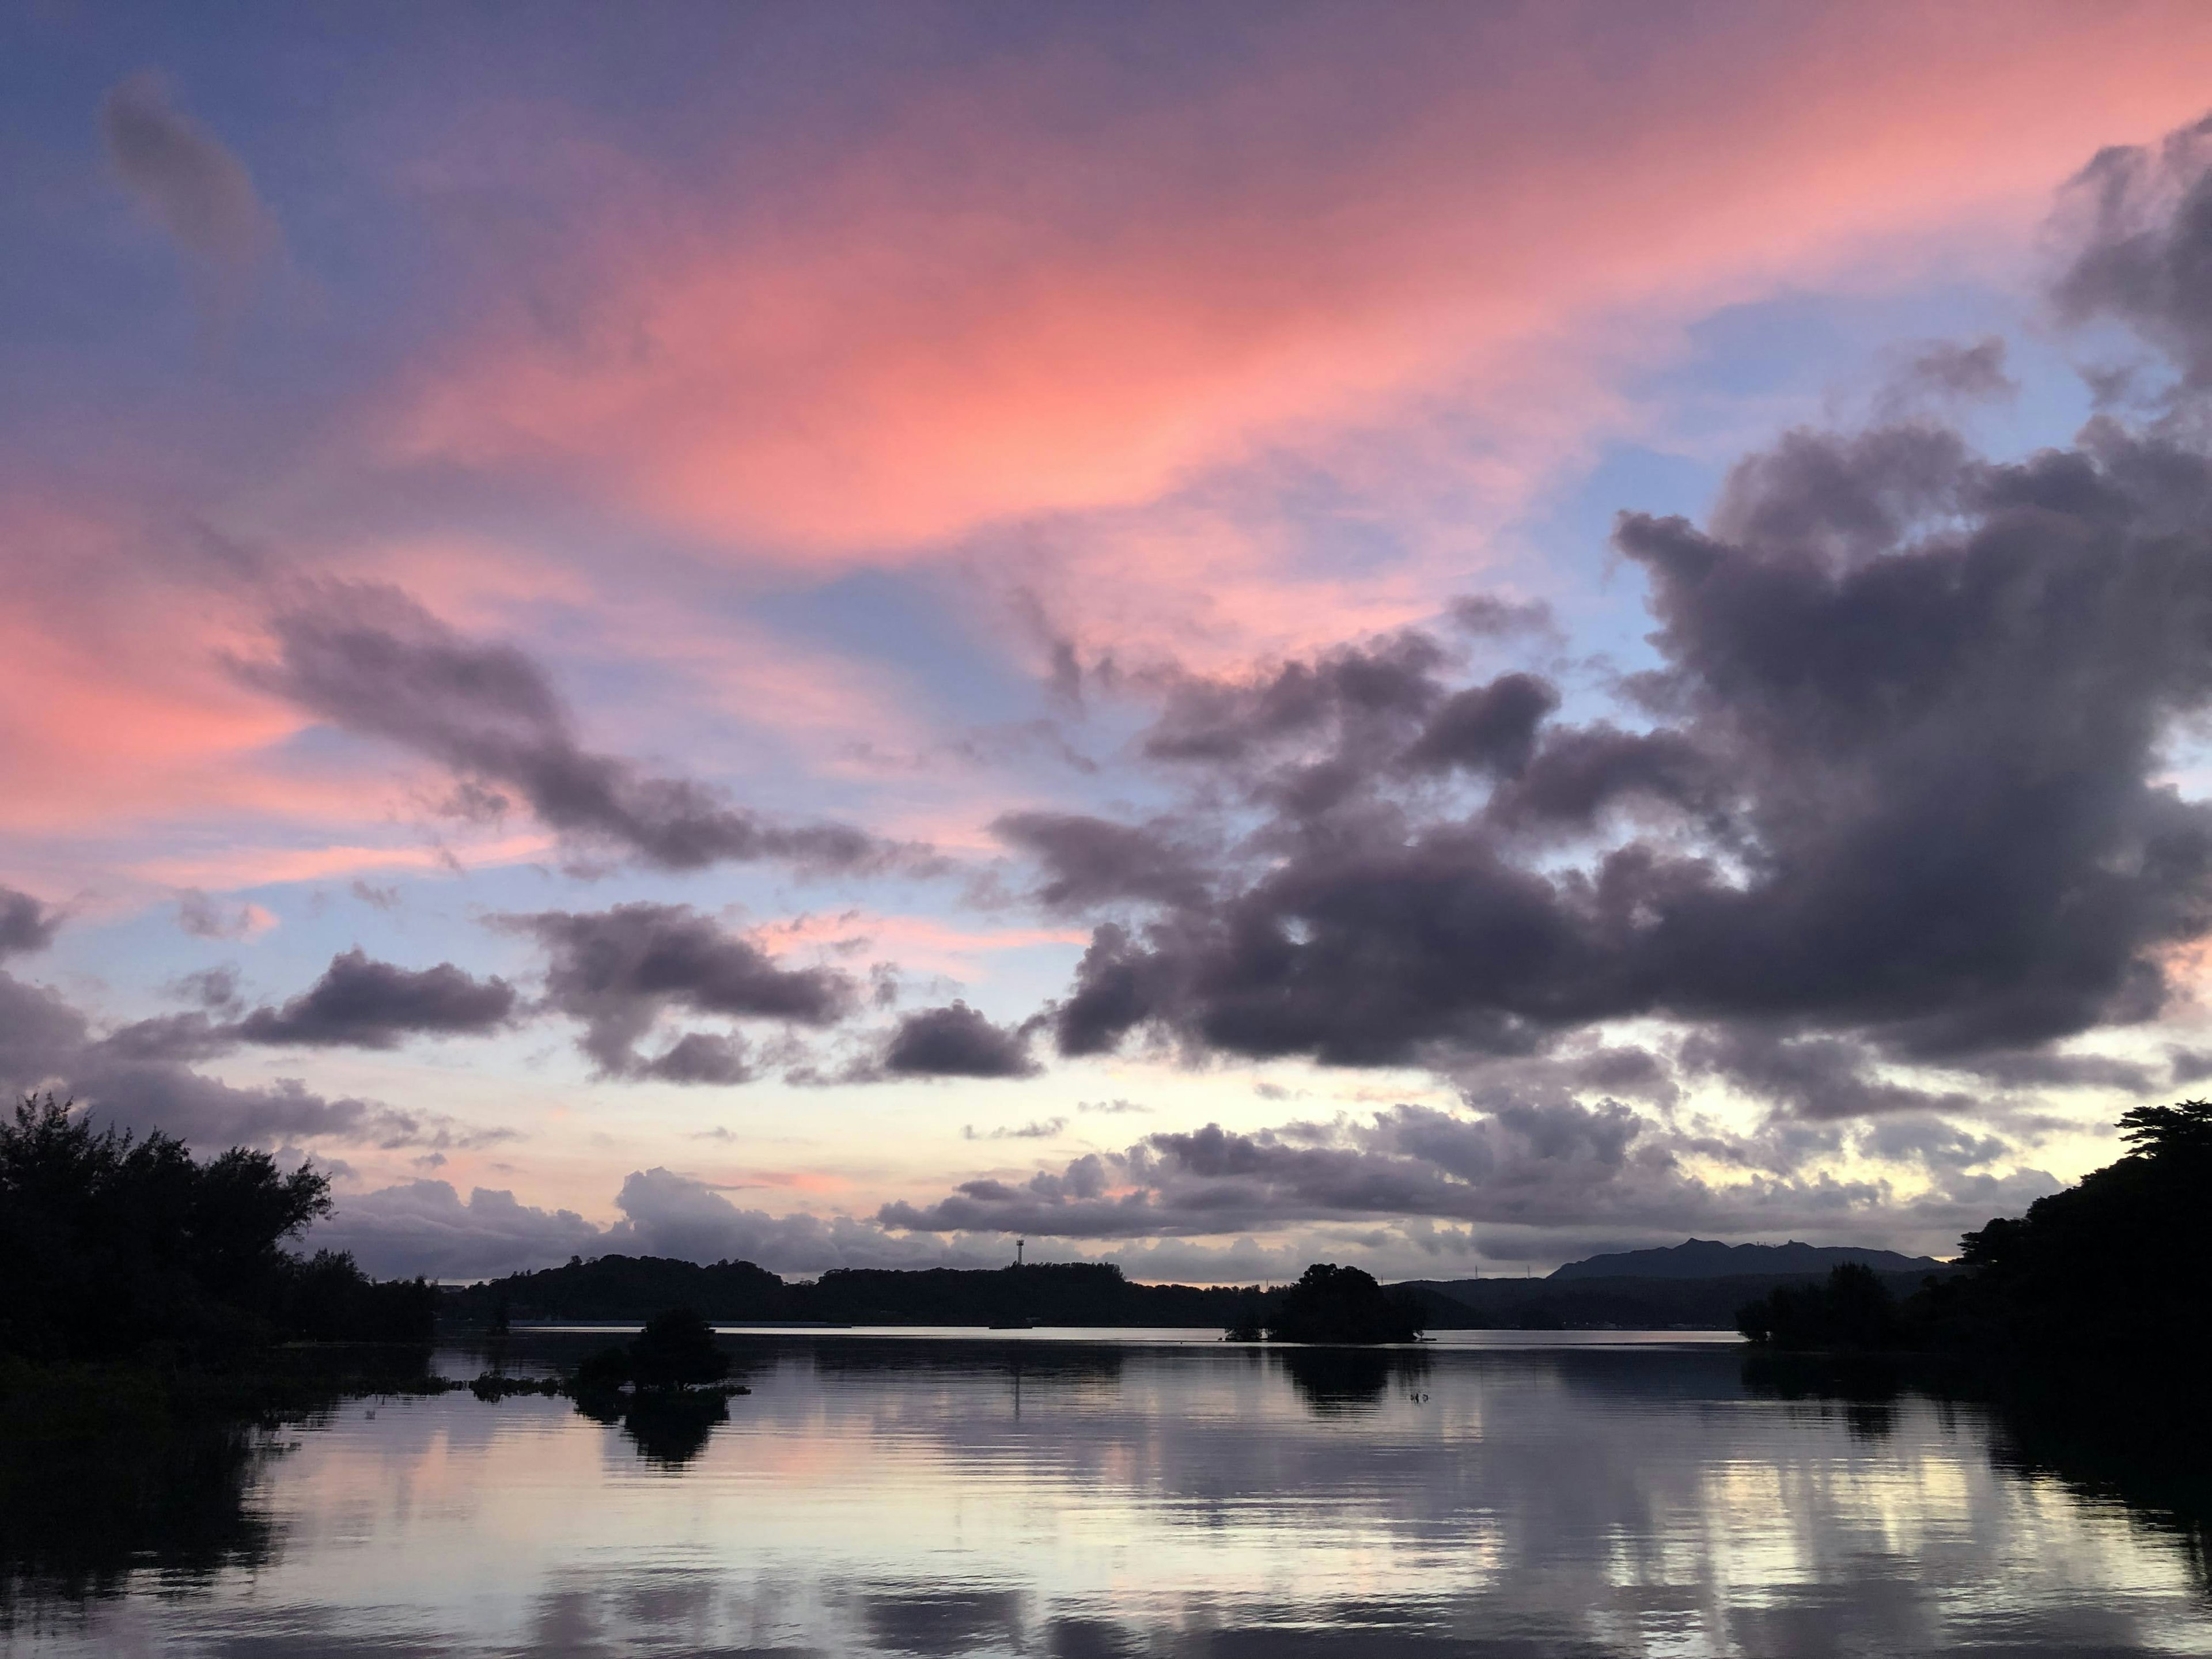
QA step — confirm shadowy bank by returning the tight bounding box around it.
[0,1096,434,1368]
[1735,1100,2212,1377]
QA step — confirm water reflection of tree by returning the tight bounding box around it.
[1744,1355,2212,1595]
[570,1387,729,1467]
[1278,1347,1430,1416]
[1,1385,279,1624]
[1987,1381,2212,1597]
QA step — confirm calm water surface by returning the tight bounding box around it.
[9,1331,2209,1657]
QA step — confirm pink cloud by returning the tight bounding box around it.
[389,3,2212,574]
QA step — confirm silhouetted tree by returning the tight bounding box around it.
[628,1306,729,1389]
[1736,1264,1902,1351]
[1266,1264,1426,1344]
[0,1095,430,1362]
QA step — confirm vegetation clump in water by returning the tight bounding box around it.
[1262,1264,1426,1344]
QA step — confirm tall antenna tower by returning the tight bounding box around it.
[1016,1237,1025,1267]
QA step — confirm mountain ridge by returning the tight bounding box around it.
[1548,1238,1945,1281]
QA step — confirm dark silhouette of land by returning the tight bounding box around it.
[0,1095,434,1368]
[453,1238,1965,1337]
[446,1255,1268,1330]
[1550,1239,1943,1280]
[1736,1100,2212,1374]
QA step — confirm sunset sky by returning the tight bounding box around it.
[12,2,2212,1282]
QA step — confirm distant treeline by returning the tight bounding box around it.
[446,1248,1953,1335]
[1736,1100,2212,1372]
[446,1255,1268,1329]
[0,1095,433,1366]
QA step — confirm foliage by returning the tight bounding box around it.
[0,1095,430,1362]
[626,1307,729,1389]
[1264,1263,1426,1344]
[1734,1264,1903,1352]
[1736,1100,2212,1366]
[450,1253,1270,1328]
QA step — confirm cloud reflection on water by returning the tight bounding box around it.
[9,1339,2212,1657]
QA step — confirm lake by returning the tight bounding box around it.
[7,1330,2209,1657]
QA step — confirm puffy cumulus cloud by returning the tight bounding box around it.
[233,948,517,1048]
[0,887,60,958]
[239,581,889,873]
[995,118,2212,1095]
[876,1099,2061,1259]
[505,902,853,1081]
[880,1001,1039,1080]
[310,1180,603,1281]
[1032,414,2212,1081]
[100,72,277,290]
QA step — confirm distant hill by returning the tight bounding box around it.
[1549,1240,1944,1281]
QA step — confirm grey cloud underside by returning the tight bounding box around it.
[505,902,851,1081]
[244,582,888,873]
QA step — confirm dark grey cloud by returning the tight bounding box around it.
[2052,113,2212,392]
[635,1030,752,1085]
[243,582,888,873]
[100,72,276,283]
[1678,1030,1979,1122]
[1448,594,1558,640]
[1143,632,1445,765]
[1402,672,1558,777]
[882,1001,1039,1078]
[233,948,517,1048]
[1885,337,2017,412]
[507,902,851,1080]
[0,886,59,958]
[991,810,1208,910]
[0,965,506,1153]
